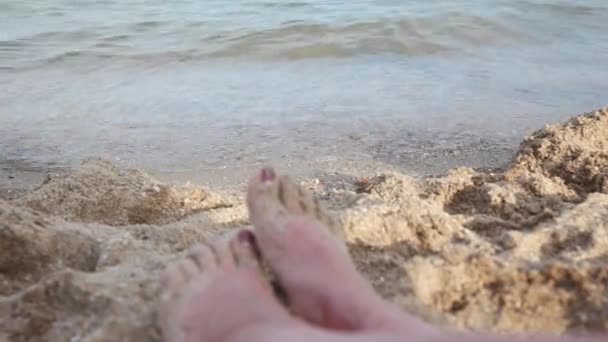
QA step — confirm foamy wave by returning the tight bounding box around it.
[2,14,530,68]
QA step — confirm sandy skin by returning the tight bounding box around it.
[157,167,604,342]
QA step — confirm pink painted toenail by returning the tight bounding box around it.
[237,229,255,245]
[260,167,276,182]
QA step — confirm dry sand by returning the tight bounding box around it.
[1,108,608,341]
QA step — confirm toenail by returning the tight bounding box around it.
[260,167,276,182]
[237,230,262,259]
[237,229,255,245]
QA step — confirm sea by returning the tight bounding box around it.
[1,0,607,186]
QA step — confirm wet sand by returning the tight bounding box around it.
[0,132,515,199]
[1,108,607,341]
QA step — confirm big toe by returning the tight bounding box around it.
[246,167,345,250]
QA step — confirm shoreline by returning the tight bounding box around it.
[1,138,516,200]
[0,158,61,200]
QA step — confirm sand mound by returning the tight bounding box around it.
[511,108,608,198]
[14,158,232,226]
[2,109,608,340]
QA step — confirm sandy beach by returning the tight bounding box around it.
[0,108,607,340]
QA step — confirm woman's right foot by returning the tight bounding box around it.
[247,167,436,335]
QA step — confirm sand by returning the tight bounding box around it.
[1,108,607,341]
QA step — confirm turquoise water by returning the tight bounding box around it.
[1,0,607,183]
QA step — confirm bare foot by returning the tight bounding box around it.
[158,230,295,342]
[247,167,436,335]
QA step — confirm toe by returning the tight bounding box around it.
[248,167,278,195]
[161,261,190,291]
[209,234,238,271]
[187,244,217,272]
[276,175,305,214]
[159,260,194,342]
[260,166,276,182]
[177,259,201,282]
[247,169,281,219]
[296,184,319,217]
[232,229,262,269]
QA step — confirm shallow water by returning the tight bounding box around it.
[1,0,607,185]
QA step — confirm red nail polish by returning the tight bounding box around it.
[237,229,255,245]
[260,167,276,182]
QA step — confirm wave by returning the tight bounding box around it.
[514,0,607,15]
[0,12,566,69]
[5,1,603,68]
